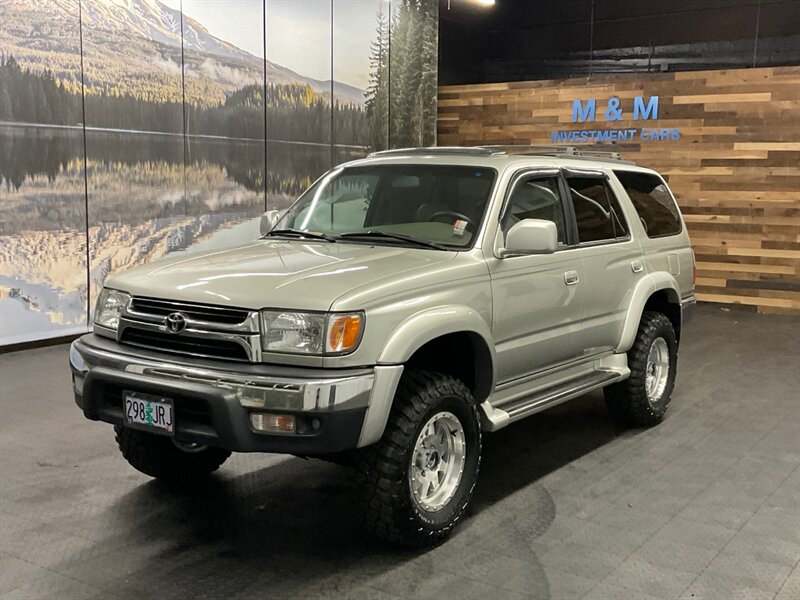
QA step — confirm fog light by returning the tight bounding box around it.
[250,413,296,434]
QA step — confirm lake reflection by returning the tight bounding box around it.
[1,125,357,343]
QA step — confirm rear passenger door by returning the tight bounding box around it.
[563,169,644,355]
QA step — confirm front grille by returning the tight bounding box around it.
[130,296,250,325]
[120,328,250,362]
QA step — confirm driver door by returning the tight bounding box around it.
[488,170,586,384]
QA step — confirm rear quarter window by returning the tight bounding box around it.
[614,171,682,238]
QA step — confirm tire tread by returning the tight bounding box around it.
[353,370,481,547]
[604,311,677,427]
[115,426,230,485]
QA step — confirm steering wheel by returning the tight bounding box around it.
[428,210,476,230]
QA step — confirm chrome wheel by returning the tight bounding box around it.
[410,411,466,512]
[645,337,670,402]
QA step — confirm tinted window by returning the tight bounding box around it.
[566,176,629,243]
[614,171,682,238]
[503,176,567,245]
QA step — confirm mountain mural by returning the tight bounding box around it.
[0,0,365,107]
[0,0,438,345]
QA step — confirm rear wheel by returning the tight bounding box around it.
[115,426,230,485]
[355,371,481,547]
[605,311,678,427]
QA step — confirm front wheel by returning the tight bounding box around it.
[355,371,481,547]
[605,311,678,427]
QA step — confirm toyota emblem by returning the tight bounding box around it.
[164,312,187,334]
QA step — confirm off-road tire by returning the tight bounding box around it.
[354,371,481,547]
[115,426,230,485]
[604,311,678,427]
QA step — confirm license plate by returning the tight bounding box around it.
[123,391,174,435]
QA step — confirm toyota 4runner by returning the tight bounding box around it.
[69,145,695,546]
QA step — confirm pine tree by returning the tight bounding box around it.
[381,0,438,149]
[419,0,438,146]
[365,8,389,151]
[0,67,11,121]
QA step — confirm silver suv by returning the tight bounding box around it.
[69,146,695,546]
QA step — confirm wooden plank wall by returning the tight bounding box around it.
[438,66,800,313]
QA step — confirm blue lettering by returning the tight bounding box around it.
[572,99,596,123]
[633,96,659,120]
[604,97,623,121]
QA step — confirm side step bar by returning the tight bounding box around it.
[505,370,620,418]
[482,370,622,430]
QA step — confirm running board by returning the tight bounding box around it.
[481,370,622,431]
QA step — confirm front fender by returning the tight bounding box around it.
[617,272,681,353]
[356,306,495,448]
[377,305,495,366]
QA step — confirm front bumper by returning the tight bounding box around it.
[69,334,399,454]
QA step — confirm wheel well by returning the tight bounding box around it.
[644,289,681,343]
[405,332,493,403]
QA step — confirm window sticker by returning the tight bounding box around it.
[453,219,468,236]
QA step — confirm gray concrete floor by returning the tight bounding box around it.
[0,304,798,600]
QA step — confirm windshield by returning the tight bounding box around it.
[272,164,497,248]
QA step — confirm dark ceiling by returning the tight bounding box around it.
[438,0,800,84]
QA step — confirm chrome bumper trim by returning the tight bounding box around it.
[70,337,374,413]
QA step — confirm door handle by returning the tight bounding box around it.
[564,270,579,285]
[631,260,644,273]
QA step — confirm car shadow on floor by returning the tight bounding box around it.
[86,392,623,598]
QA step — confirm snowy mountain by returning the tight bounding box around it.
[0,0,365,106]
[80,0,260,66]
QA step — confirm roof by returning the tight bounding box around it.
[369,145,635,165]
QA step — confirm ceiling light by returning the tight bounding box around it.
[446,0,496,9]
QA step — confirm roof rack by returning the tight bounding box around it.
[368,146,504,157]
[368,145,634,164]
[482,145,627,161]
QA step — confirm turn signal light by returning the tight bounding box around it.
[327,314,363,353]
[250,413,296,434]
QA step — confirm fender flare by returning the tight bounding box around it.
[358,306,495,448]
[377,305,496,371]
[616,272,681,353]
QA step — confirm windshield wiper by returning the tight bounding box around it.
[264,228,336,242]
[337,231,449,251]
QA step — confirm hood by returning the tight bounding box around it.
[106,240,457,311]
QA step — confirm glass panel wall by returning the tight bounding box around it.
[0,0,88,343]
[1,0,438,345]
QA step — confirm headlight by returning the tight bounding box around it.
[94,288,130,331]
[260,311,364,355]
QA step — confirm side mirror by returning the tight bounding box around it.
[260,210,283,236]
[499,219,558,258]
